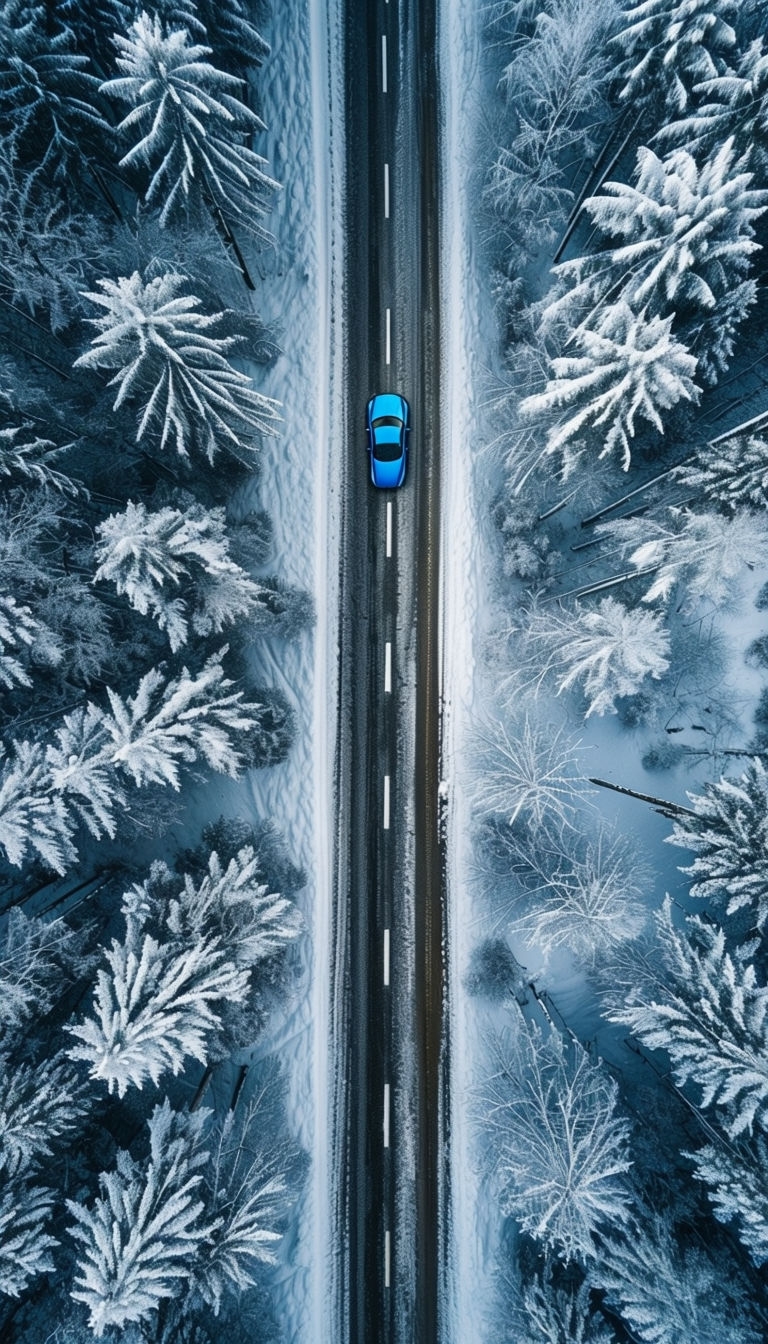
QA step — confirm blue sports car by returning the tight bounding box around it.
[365,393,410,488]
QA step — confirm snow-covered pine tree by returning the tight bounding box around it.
[0,0,107,179]
[0,1052,88,1177]
[193,0,270,69]
[520,1271,618,1344]
[608,896,768,1137]
[67,917,249,1095]
[562,140,765,326]
[667,759,768,926]
[612,0,737,116]
[0,907,93,1032]
[0,593,43,689]
[474,714,585,828]
[0,426,80,495]
[0,1175,56,1297]
[690,1137,768,1265]
[595,1214,760,1344]
[596,508,768,606]
[94,500,276,651]
[658,37,768,171]
[74,272,281,461]
[484,1025,631,1261]
[675,433,768,513]
[0,739,77,872]
[102,12,278,236]
[519,302,700,473]
[521,596,671,717]
[68,1101,217,1335]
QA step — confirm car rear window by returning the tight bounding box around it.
[372,415,402,428]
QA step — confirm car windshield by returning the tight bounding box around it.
[372,415,402,428]
[373,439,403,461]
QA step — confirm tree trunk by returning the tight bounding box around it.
[589,776,694,817]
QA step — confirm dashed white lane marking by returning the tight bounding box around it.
[382,35,387,92]
[383,927,390,985]
[383,1083,390,1148]
[385,640,392,693]
[384,1229,391,1287]
[383,774,390,829]
[385,306,391,364]
[384,162,390,218]
[386,500,393,556]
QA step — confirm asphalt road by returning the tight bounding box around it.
[331,0,446,1340]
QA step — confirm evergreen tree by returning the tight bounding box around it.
[0,907,93,1032]
[102,12,278,235]
[0,1175,56,1297]
[668,759,768,926]
[521,596,671,717]
[0,426,80,495]
[0,739,76,872]
[659,36,768,170]
[597,508,768,606]
[675,432,768,513]
[690,1137,768,1265]
[68,1101,217,1335]
[612,0,737,116]
[520,1270,618,1343]
[0,593,44,689]
[609,896,768,1137]
[0,1052,87,1177]
[484,1026,631,1261]
[75,272,280,460]
[520,302,700,473]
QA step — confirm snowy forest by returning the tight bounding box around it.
[466,0,768,1339]
[0,1,311,1340]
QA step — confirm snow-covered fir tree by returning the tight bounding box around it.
[68,1101,217,1336]
[484,1026,631,1261]
[0,1176,56,1298]
[520,596,671,717]
[75,272,281,461]
[519,302,700,473]
[94,500,276,651]
[518,1270,618,1344]
[0,739,76,872]
[668,759,768,926]
[596,508,768,606]
[659,36,768,170]
[608,896,768,1138]
[102,12,278,235]
[0,907,93,1032]
[0,426,80,495]
[675,433,768,513]
[612,0,737,116]
[0,593,44,689]
[0,1052,87,1177]
[690,1137,768,1266]
[595,1214,760,1344]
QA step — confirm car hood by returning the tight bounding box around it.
[371,393,406,419]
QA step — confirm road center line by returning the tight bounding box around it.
[384,162,390,218]
[383,1083,390,1148]
[383,927,390,985]
[385,306,391,364]
[383,774,390,829]
[381,34,387,93]
[384,1229,391,1287]
[386,499,393,556]
[384,640,392,693]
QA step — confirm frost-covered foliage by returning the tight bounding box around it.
[0,1052,87,1177]
[520,302,700,473]
[69,847,301,1094]
[75,272,281,461]
[0,1176,57,1297]
[668,759,768,926]
[521,596,671,716]
[0,908,93,1031]
[94,500,278,650]
[0,593,45,689]
[0,650,264,870]
[515,1268,618,1344]
[0,426,80,494]
[659,35,768,169]
[690,1138,768,1265]
[484,1026,631,1261]
[68,1101,216,1336]
[486,0,618,247]
[103,13,278,234]
[613,0,737,115]
[675,433,768,513]
[595,1214,759,1344]
[597,508,768,606]
[608,896,768,1137]
[556,141,765,367]
[474,714,585,826]
[0,0,107,178]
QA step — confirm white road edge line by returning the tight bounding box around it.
[383,774,390,830]
[384,1229,391,1287]
[384,162,390,218]
[383,1083,390,1148]
[384,640,392,693]
[386,499,393,557]
[383,927,390,985]
[382,34,387,93]
[385,306,391,364]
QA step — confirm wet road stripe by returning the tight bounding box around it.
[385,640,392,692]
[383,774,390,829]
[386,499,393,556]
[384,162,390,217]
[382,35,387,92]
[383,927,390,985]
[383,1083,390,1147]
